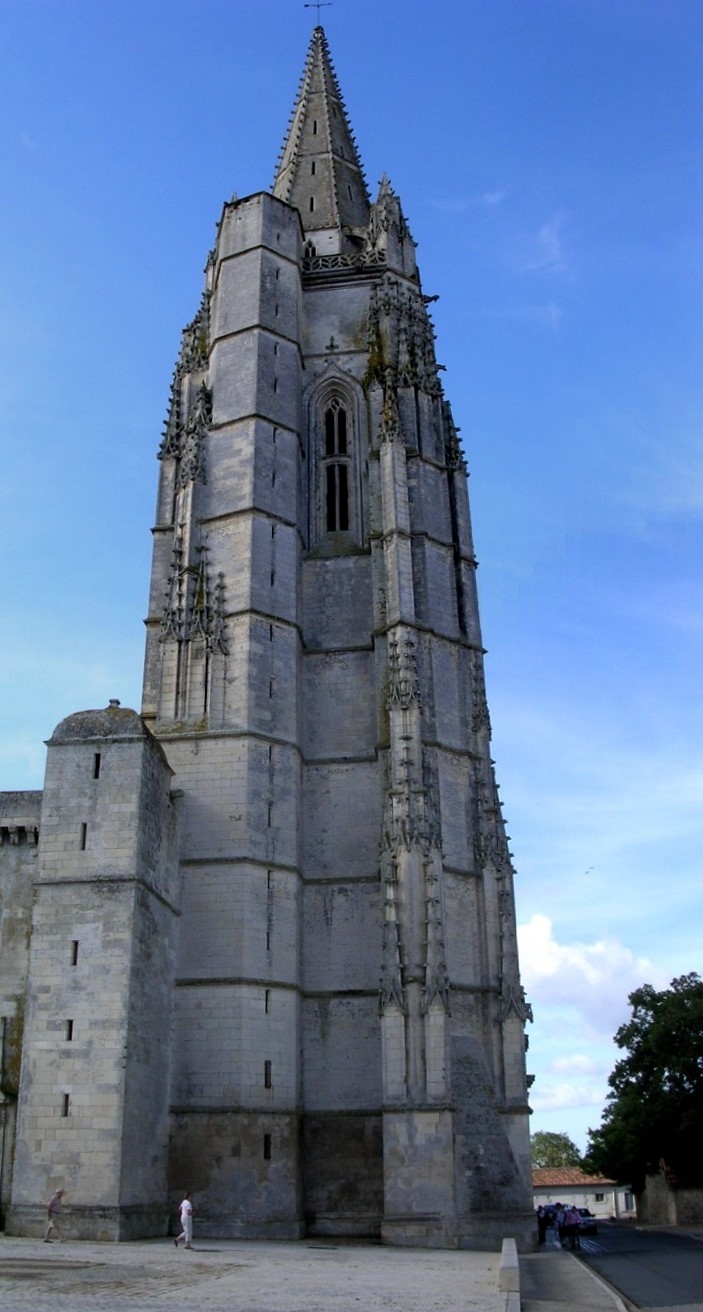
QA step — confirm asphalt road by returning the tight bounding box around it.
[576,1222,703,1310]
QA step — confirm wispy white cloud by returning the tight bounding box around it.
[516,212,569,274]
[480,188,508,208]
[427,188,508,214]
[499,301,563,330]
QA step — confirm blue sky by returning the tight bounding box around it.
[1,0,701,1155]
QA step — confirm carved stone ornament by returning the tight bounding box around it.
[159,531,228,655]
[158,366,183,460]
[366,276,442,401]
[443,401,467,473]
[379,843,406,1015]
[500,985,534,1027]
[472,762,511,871]
[386,635,421,709]
[365,174,412,252]
[422,863,451,1015]
[470,649,492,738]
[180,292,210,373]
[303,248,386,274]
[177,382,212,488]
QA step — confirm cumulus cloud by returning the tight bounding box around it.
[518,913,656,1035]
[551,1053,601,1075]
[529,1077,607,1115]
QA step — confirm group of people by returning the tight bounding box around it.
[42,1187,196,1249]
[536,1203,583,1249]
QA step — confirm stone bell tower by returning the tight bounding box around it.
[143,26,534,1248]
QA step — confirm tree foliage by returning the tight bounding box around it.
[531,1130,583,1169]
[584,973,703,1192]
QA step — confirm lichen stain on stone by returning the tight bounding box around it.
[2,1001,25,1099]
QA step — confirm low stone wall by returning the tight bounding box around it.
[638,1172,703,1227]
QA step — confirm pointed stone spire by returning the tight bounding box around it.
[272,26,369,235]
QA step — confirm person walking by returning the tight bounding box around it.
[44,1188,65,1242]
[564,1205,581,1250]
[174,1192,194,1249]
[555,1204,566,1246]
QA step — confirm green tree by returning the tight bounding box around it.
[531,1130,583,1169]
[584,973,703,1192]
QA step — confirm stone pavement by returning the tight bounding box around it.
[0,1233,628,1312]
[520,1248,629,1312]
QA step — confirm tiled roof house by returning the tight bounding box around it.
[532,1168,635,1219]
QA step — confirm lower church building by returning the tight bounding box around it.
[0,28,535,1249]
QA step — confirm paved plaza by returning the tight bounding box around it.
[0,1236,509,1312]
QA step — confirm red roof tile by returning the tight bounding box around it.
[532,1167,617,1187]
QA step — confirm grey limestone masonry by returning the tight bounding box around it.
[1,27,535,1250]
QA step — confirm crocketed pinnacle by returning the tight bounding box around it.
[272,26,370,233]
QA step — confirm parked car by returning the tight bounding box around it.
[577,1207,598,1235]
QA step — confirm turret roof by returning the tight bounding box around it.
[272,26,369,233]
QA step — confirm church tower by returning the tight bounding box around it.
[143,27,534,1248]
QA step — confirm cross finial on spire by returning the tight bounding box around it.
[304,1,332,21]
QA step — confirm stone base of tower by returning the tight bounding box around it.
[380,1107,537,1251]
[5,1203,169,1241]
[303,1112,383,1239]
[381,1108,457,1248]
[167,1110,304,1241]
[455,1209,537,1253]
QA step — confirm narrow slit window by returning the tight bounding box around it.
[265,989,270,1014]
[309,196,315,212]
[311,160,316,175]
[320,397,354,541]
[263,1133,272,1160]
[79,823,87,851]
[62,1093,70,1118]
[264,1060,272,1089]
[65,1019,74,1041]
[71,940,79,966]
[93,752,101,779]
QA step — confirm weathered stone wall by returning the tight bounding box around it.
[0,791,41,1223]
[638,1172,703,1227]
[7,712,179,1240]
[303,1113,383,1237]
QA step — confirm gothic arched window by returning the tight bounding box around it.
[322,398,350,533]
